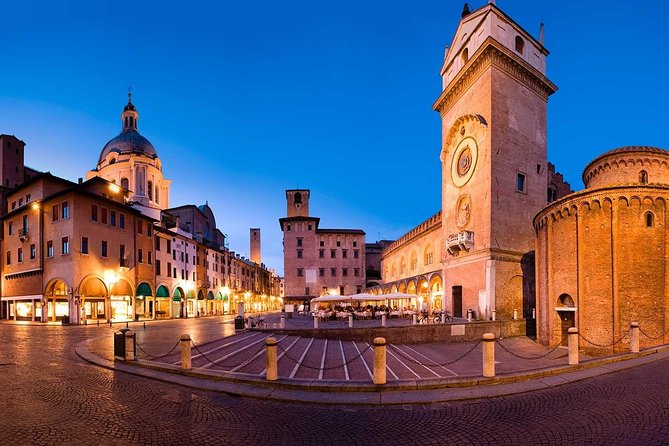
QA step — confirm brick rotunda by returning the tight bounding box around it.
[535,146,669,352]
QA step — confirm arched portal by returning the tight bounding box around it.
[556,293,576,346]
[79,276,108,322]
[429,274,443,309]
[173,287,185,318]
[45,278,71,322]
[109,279,133,322]
[136,282,153,319]
[156,285,171,318]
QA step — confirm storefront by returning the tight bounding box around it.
[83,299,105,320]
[155,285,172,318]
[135,282,154,320]
[206,291,215,316]
[110,296,132,321]
[3,296,43,321]
[186,290,197,317]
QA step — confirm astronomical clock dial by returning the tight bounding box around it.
[451,136,478,187]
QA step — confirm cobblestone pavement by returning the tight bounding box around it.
[1,319,669,445]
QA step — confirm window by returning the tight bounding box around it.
[62,237,69,255]
[121,177,129,190]
[294,192,302,204]
[101,207,108,224]
[119,213,125,229]
[336,240,341,247]
[148,251,152,265]
[18,198,23,207]
[26,194,31,203]
[296,238,303,247]
[138,249,143,263]
[342,268,348,277]
[547,186,558,203]
[330,268,337,277]
[305,287,310,295]
[110,210,116,226]
[646,212,654,228]
[47,241,53,258]
[101,241,108,258]
[91,204,98,222]
[297,250,303,258]
[516,172,527,193]
[319,240,324,247]
[330,249,336,258]
[5,251,10,265]
[17,248,23,263]
[167,262,172,277]
[11,201,15,210]
[52,204,59,222]
[7,222,12,236]
[297,268,303,277]
[462,47,468,64]
[354,249,359,259]
[61,201,69,219]
[148,180,153,201]
[119,244,125,264]
[22,215,28,231]
[308,224,312,231]
[286,224,291,231]
[30,244,36,260]
[146,224,151,236]
[155,186,159,205]
[137,220,143,234]
[339,286,345,295]
[319,268,325,277]
[167,240,171,253]
[640,170,649,184]
[515,36,525,54]
[81,237,89,254]
[319,249,324,258]
[354,268,360,277]
[342,249,348,259]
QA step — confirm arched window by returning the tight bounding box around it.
[400,258,406,275]
[148,180,153,201]
[109,158,116,165]
[294,192,302,204]
[639,170,648,184]
[121,178,129,190]
[515,36,525,54]
[424,246,434,266]
[461,48,468,64]
[410,251,417,270]
[646,212,654,228]
[547,185,558,202]
[155,186,159,205]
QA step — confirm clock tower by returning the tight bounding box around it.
[434,3,557,319]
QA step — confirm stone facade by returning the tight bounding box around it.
[371,4,570,320]
[280,189,365,302]
[535,147,669,352]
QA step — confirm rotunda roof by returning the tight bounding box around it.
[98,130,157,165]
[582,146,669,188]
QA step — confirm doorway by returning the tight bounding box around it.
[452,286,463,318]
[559,311,575,346]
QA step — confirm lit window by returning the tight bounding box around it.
[62,237,69,255]
[47,241,53,258]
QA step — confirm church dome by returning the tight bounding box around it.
[98,93,158,165]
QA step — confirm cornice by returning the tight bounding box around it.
[433,37,558,116]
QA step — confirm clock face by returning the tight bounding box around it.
[451,137,478,187]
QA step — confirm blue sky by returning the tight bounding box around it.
[2,1,668,275]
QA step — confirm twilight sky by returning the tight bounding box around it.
[2,1,668,275]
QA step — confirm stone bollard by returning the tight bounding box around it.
[513,309,518,320]
[491,310,496,321]
[348,313,353,328]
[412,314,417,325]
[482,333,495,378]
[313,315,319,329]
[373,337,387,385]
[568,327,579,365]
[180,334,192,370]
[381,313,387,327]
[280,314,286,329]
[441,312,446,324]
[630,322,640,353]
[124,330,135,361]
[265,337,278,381]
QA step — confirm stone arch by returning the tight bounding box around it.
[428,274,443,292]
[441,114,488,160]
[557,293,575,308]
[109,278,133,297]
[45,277,70,297]
[407,279,417,295]
[398,282,407,293]
[78,275,108,297]
[390,284,398,293]
[417,277,429,295]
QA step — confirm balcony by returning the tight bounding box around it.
[446,231,474,256]
[18,228,29,242]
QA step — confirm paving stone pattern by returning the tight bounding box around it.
[1,319,669,445]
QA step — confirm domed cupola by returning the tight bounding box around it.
[98,92,158,165]
[87,92,172,217]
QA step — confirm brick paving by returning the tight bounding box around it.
[1,318,669,445]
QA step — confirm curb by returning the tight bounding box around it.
[75,338,669,405]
